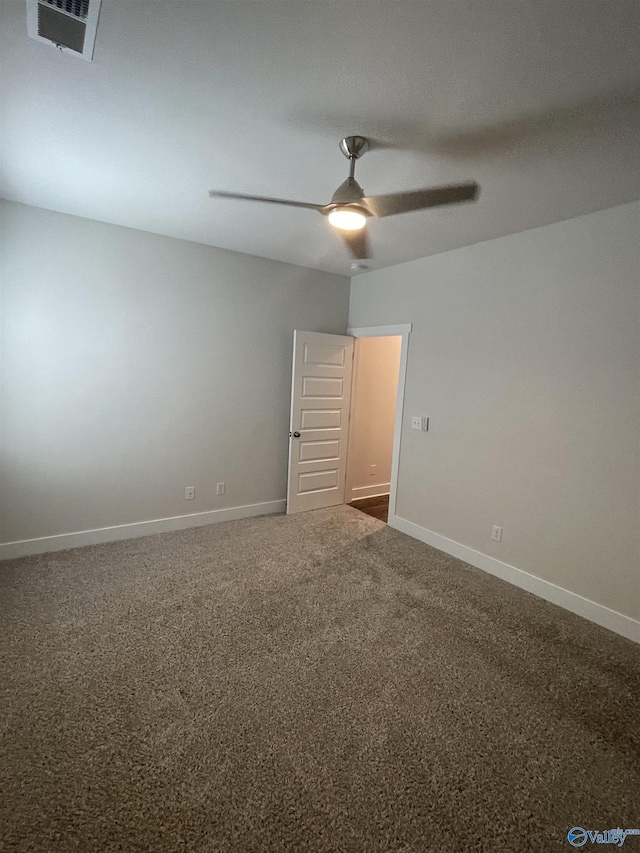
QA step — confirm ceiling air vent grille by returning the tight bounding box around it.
[40,0,90,21]
[26,0,101,61]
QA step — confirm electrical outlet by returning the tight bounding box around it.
[370,464,376,477]
[185,486,195,500]
[491,525,503,542]
[216,482,225,496]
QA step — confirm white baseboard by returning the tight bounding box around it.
[388,514,640,645]
[348,483,391,501]
[0,500,286,561]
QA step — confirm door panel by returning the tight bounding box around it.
[301,376,344,398]
[287,331,354,514]
[298,470,339,492]
[304,342,346,366]
[300,409,342,429]
[299,439,341,462]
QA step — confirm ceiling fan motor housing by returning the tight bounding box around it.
[330,177,367,207]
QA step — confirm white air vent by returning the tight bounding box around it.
[27,0,101,61]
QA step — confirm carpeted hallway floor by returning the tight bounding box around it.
[1,506,638,853]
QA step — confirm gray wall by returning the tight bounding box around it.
[349,202,640,621]
[0,200,350,542]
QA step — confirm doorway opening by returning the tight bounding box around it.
[345,336,402,523]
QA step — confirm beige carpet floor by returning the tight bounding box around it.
[1,505,638,852]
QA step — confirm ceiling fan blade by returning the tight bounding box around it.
[209,190,323,211]
[363,182,479,218]
[339,228,371,260]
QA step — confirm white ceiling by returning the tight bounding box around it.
[1,0,639,275]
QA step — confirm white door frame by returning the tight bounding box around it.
[346,323,411,520]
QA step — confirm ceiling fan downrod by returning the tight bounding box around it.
[339,136,369,178]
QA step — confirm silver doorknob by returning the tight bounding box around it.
[293,431,301,438]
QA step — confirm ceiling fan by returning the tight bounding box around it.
[209,136,479,260]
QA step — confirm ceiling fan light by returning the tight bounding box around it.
[328,207,366,231]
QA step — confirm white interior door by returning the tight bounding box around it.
[287,331,354,514]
